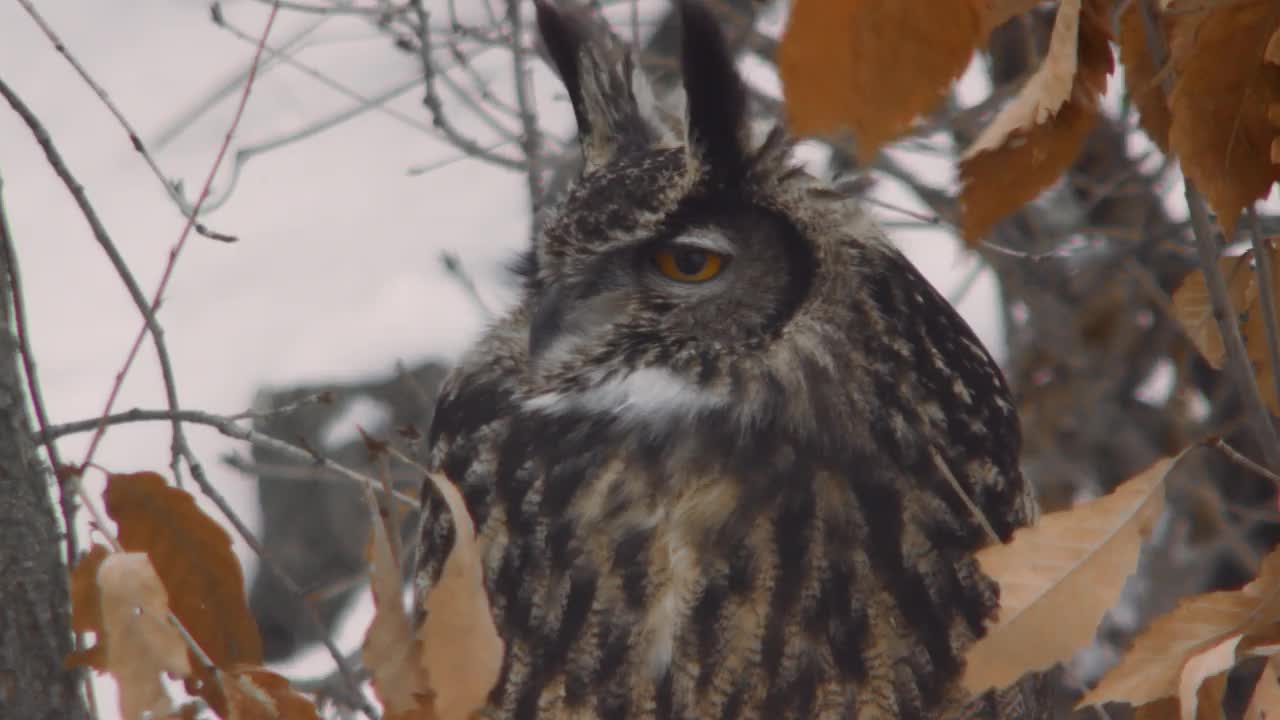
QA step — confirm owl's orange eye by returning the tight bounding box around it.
[653,246,725,283]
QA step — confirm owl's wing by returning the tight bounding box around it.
[412,314,526,615]
[874,249,1039,538]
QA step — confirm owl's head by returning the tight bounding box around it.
[520,1,907,436]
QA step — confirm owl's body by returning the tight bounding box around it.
[414,4,1038,719]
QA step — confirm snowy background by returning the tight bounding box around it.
[1,0,1004,713]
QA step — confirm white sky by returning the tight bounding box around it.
[1,0,1002,714]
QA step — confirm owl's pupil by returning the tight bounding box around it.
[673,249,707,275]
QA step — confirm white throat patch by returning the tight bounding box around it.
[524,367,726,425]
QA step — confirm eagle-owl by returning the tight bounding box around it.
[413,2,1040,718]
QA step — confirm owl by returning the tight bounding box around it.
[413,2,1040,719]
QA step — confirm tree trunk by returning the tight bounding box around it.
[0,225,88,719]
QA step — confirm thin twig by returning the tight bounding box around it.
[199,76,425,212]
[411,0,526,171]
[507,0,545,223]
[1208,437,1280,491]
[1248,208,1280,415]
[154,14,323,151]
[1182,185,1274,466]
[406,137,518,176]
[1186,187,1280,468]
[37,408,419,509]
[1134,0,1280,467]
[213,9,437,136]
[77,2,283,477]
[0,75,194,484]
[13,0,237,243]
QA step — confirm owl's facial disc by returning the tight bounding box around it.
[526,231,735,375]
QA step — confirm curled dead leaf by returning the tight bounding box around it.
[417,471,503,720]
[1079,546,1280,710]
[1177,635,1239,720]
[963,455,1177,693]
[97,553,193,720]
[958,0,1114,241]
[362,482,436,719]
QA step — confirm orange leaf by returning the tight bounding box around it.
[225,666,321,720]
[1167,1,1280,235]
[66,544,111,669]
[97,553,193,720]
[778,0,983,159]
[958,0,1114,242]
[1117,0,1173,152]
[105,472,263,715]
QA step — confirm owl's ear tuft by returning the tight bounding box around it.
[535,0,657,170]
[679,1,750,179]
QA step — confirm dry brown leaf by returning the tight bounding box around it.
[417,470,503,720]
[225,666,321,720]
[965,0,1082,158]
[1246,657,1280,719]
[1117,0,1173,152]
[958,0,1114,241]
[98,553,193,720]
[963,456,1176,693]
[362,484,436,720]
[1135,698,1181,719]
[1195,670,1230,720]
[105,472,263,715]
[1178,635,1239,720]
[1171,252,1259,368]
[777,0,983,159]
[66,544,112,669]
[1167,0,1280,236]
[1080,546,1280,710]
[1171,243,1280,415]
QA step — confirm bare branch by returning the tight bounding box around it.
[0,75,192,482]
[37,407,419,510]
[506,0,546,223]
[213,8,436,136]
[13,0,238,243]
[1248,208,1280,416]
[410,0,526,171]
[1185,187,1280,467]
